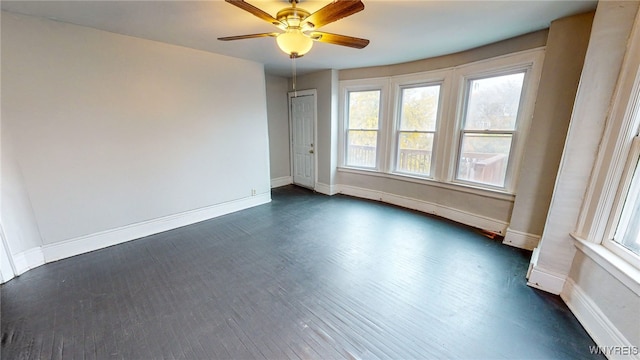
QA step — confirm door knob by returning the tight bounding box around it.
[309,149,314,154]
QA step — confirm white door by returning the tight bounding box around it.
[290,90,316,189]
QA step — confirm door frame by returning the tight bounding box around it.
[288,89,318,190]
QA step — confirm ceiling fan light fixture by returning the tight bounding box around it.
[276,28,313,58]
[219,0,368,59]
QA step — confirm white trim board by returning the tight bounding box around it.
[336,184,508,235]
[527,265,566,294]
[42,193,271,263]
[503,228,541,250]
[271,176,293,188]
[12,247,45,276]
[315,182,339,196]
[562,278,639,360]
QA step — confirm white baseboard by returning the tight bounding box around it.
[315,182,338,196]
[271,176,293,188]
[503,228,541,250]
[42,193,271,263]
[562,278,639,360]
[12,247,45,276]
[335,184,508,235]
[527,265,566,295]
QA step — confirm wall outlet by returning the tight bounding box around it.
[251,189,256,196]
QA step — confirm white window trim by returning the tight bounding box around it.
[338,48,544,197]
[339,78,389,171]
[449,50,545,193]
[604,135,640,268]
[389,69,452,179]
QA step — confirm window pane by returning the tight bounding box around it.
[614,157,640,256]
[397,132,434,176]
[464,73,525,131]
[348,90,380,130]
[399,85,440,131]
[457,133,512,187]
[347,130,377,168]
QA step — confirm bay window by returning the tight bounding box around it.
[339,49,543,195]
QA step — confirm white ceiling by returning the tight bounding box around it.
[1,0,597,77]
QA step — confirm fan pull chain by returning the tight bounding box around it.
[292,56,297,98]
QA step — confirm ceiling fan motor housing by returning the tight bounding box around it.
[277,7,311,29]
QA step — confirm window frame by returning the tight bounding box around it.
[603,135,640,269]
[450,52,544,193]
[339,78,389,171]
[389,70,450,179]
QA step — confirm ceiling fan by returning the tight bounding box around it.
[218,0,369,58]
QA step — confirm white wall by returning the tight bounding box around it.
[1,12,271,270]
[265,74,291,187]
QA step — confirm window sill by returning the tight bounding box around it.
[337,166,516,202]
[570,233,640,296]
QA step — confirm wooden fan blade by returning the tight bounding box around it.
[303,0,364,29]
[224,0,284,28]
[308,31,369,49]
[218,33,279,41]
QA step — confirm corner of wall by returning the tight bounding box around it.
[527,249,567,295]
[315,182,339,196]
[271,176,293,188]
[12,246,45,276]
[503,228,540,250]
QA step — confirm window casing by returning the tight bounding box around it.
[455,72,526,189]
[605,135,640,267]
[340,79,389,171]
[345,90,382,169]
[394,83,442,177]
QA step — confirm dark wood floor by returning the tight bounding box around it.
[2,185,602,359]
